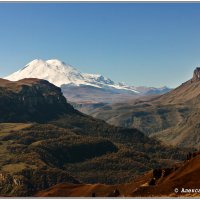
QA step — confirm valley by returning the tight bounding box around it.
[78,68,200,149]
[0,77,188,197]
[1,2,200,198]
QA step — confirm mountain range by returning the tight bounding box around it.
[80,67,200,149]
[5,59,171,103]
[0,77,187,197]
[1,59,200,197]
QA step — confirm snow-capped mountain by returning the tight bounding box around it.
[5,59,171,103]
[5,59,139,94]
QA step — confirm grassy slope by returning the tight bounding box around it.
[0,121,188,196]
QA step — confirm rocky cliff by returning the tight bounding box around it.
[0,78,75,122]
[192,67,200,82]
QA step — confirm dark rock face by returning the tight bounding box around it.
[192,67,200,81]
[0,78,75,122]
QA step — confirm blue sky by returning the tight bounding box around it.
[0,3,200,87]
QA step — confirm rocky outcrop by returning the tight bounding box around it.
[0,78,76,122]
[192,67,200,82]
